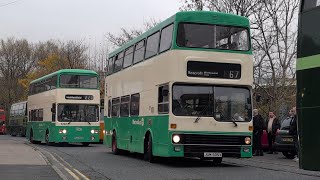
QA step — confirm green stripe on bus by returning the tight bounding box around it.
[297,54,320,70]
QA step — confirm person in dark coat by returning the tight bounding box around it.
[289,107,299,162]
[266,111,281,154]
[253,109,264,156]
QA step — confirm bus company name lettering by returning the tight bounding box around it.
[132,118,144,126]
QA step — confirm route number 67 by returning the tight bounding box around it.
[229,71,240,79]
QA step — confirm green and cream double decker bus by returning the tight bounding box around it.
[104,11,253,163]
[26,69,100,146]
[9,101,27,136]
[297,0,320,170]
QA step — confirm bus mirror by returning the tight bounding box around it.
[162,89,169,96]
[51,104,56,113]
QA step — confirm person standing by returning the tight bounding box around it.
[253,109,264,156]
[289,107,299,162]
[266,111,280,154]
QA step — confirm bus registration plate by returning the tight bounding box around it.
[204,152,222,157]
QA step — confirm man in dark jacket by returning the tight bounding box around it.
[253,109,264,156]
[289,107,299,162]
[266,111,281,154]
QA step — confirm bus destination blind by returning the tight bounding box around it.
[187,61,241,79]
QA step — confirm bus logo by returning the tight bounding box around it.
[76,127,82,131]
[132,118,144,126]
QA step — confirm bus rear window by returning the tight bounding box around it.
[177,23,249,51]
[60,75,98,89]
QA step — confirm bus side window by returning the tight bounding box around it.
[130,94,140,116]
[112,98,120,117]
[159,24,174,53]
[158,84,169,114]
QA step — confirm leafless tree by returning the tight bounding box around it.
[107,18,160,48]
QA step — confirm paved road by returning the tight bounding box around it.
[2,135,320,180]
[0,135,60,180]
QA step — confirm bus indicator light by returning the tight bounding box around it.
[170,124,177,129]
[249,126,253,131]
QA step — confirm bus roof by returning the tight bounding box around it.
[109,11,250,57]
[11,101,27,106]
[31,69,98,84]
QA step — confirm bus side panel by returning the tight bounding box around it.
[149,115,170,157]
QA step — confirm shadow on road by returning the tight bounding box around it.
[106,151,241,168]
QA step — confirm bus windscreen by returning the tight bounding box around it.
[177,23,249,51]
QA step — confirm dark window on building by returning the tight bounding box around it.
[158,84,169,114]
[160,24,174,53]
[123,46,134,68]
[112,98,120,117]
[130,94,140,116]
[114,52,124,72]
[120,96,130,117]
[145,32,160,59]
[133,40,145,64]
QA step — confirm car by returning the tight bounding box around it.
[274,117,296,159]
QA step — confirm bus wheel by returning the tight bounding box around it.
[144,135,156,163]
[212,157,222,166]
[45,130,53,146]
[82,143,90,147]
[112,131,120,155]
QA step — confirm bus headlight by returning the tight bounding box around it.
[172,135,181,143]
[245,137,251,145]
[91,130,99,134]
[103,130,106,134]
[59,129,67,134]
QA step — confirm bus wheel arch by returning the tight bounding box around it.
[45,129,52,146]
[111,130,120,155]
[144,131,155,163]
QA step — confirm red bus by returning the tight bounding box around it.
[0,109,6,134]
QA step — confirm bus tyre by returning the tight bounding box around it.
[45,130,53,146]
[282,151,295,159]
[144,135,156,163]
[82,143,90,147]
[212,157,222,166]
[112,131,120,155]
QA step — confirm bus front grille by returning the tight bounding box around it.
[183,134,246,145]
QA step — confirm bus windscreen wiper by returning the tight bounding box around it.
[231,116,238,127]
[194,105,210,123]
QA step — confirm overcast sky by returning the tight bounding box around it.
[0,0,181,44]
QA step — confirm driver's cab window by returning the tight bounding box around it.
[158,84,169,114]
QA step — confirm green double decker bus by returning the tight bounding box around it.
[9,101,27,136]
[104,11,253,163]
[297,0,320,170]
[26,69,100,146]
